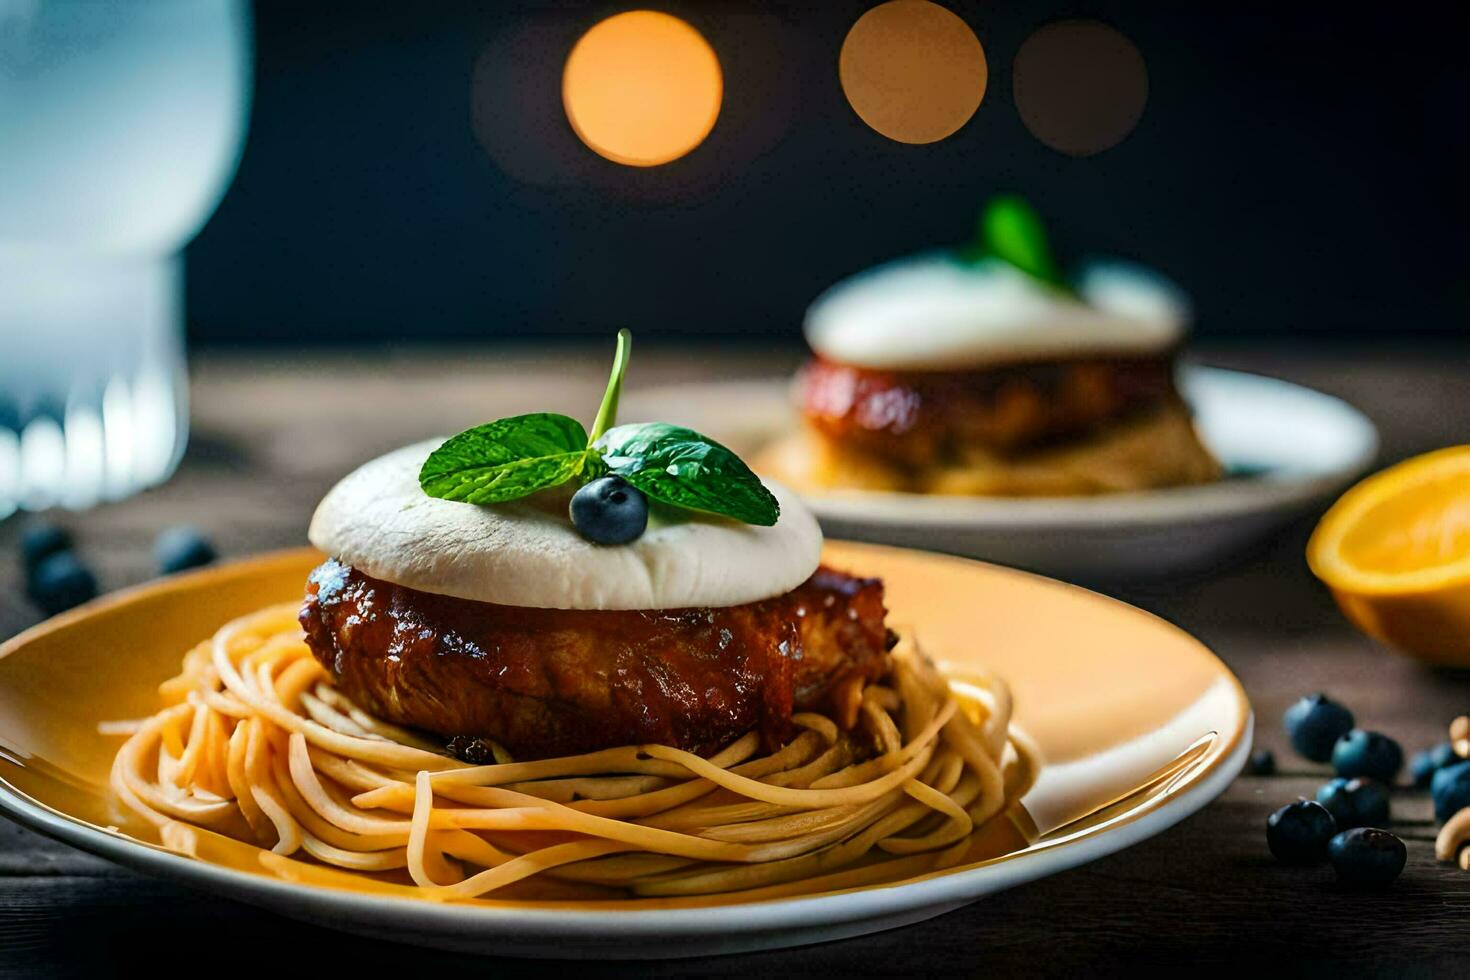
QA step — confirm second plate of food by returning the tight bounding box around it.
[624,366,1378,580]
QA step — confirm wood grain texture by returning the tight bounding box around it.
[3,342,1470,976]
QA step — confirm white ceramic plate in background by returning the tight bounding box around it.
[624,367,1379,580]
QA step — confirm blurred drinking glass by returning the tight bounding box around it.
[0,0,251,516]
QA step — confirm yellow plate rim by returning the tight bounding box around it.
[0,544,1253,955]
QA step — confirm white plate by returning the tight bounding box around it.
[624,367,1378,580]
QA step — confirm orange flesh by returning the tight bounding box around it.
[1335,467,1470,574]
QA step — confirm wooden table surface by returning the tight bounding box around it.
[3,343,1470,976]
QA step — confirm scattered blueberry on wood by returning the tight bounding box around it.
[1327,827,1406,887]
[1267,800,1337,865]
[1411,742,1456,788]
[27,551,98,616]
[20,522,71,572]
[1284,694,1354,763]
[1431,759,1470,823]
[154,526,218,575]
[1247,749,1276,775]
[1332,730,1403,783]
[1315,777,1390,829]
[1267,697,1460,888]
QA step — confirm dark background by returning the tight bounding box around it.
[185,2,1467,348]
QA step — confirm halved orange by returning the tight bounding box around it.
[1308,445,1470,664]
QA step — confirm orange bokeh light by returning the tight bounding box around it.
[839,0,987,145]
[1013,20,1148,157]
[562,10,723,168]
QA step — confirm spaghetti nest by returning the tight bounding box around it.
[107,603,1035,902]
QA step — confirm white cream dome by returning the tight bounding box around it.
[804,252,1188,371]
[307,439,822,611]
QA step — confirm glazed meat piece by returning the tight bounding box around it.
[299,559,893,760]
[799,353,1180,467]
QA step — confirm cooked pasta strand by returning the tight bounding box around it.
[105,602,1030,901]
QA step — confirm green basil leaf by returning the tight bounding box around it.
[595,422,779,526]
[979,195,1069,290]
[419,412,589,504]
[588,328,631,445]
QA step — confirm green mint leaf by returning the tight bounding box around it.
[595,422,779,526]
[419,412,589,504]
[978,195,1072,292]
[588,328,631,445]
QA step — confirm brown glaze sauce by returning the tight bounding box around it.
[299,560,893,760]
[799,352,1181,466]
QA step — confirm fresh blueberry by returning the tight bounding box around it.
[1283,694,1354,763]
[1315,777,1390,829]
[1327,827,1407,887]
[1411,742,1457,788]
[1332,730,1403,783]
[1266,800,1337,865]
[19,521,71,572]
[154,526,217,575]
[1347,778,1391,828]
[1432,759,1470,823]
[569,476,648,545]
[27,551,97,616]
[1247,749,1276,776]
